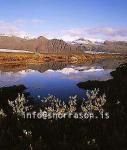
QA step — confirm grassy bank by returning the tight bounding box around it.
[0,52,125,64]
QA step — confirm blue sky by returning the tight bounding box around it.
[0,0,127,41]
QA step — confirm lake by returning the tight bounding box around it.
[0,58,126,101]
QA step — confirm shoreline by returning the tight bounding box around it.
[0,52,126,64]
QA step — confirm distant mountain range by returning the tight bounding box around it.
[70,38,127,54]
[0,36,84,54]
[0,35,127,54]
[70,38,104,45]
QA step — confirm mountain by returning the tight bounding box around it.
[70,38,94,45]
[100,40,127,53]
[0,35,127,54]
[71,38,127,54]
[0,36,84,54]
[70,38,104,45]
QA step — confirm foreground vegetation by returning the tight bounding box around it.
[0,87,108,150]
[0,63,127,149]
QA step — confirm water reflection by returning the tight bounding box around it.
[0,58,126,100]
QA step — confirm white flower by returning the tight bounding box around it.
[0,109,6,118]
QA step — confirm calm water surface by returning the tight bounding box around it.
[0,58,126,100]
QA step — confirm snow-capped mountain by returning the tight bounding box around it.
[70,38,104,45]
[71,38,93,45]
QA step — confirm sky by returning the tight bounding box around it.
[0,0,127,41]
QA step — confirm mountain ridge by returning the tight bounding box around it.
[0,35,127,54]
[0,35,83,54]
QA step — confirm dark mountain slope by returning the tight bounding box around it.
[0,36,84,54]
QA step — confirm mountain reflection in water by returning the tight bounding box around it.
[0,58,126,100]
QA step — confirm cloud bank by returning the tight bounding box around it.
[0,19,45,38]
[0,20,127,41]
[60,27,127,41]
[0,21,28,38]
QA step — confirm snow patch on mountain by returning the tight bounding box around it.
[69,38,104,45]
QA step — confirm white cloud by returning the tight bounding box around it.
[59,35,80,42]
[0,20,127,42]
[0,20,42,38]
[61,27,127,41]
[0,19,45,38]
[0,21,28,38]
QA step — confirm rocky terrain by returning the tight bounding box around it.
[71,38,127,54]
[0,36,127,54]
[0,36,83,54]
